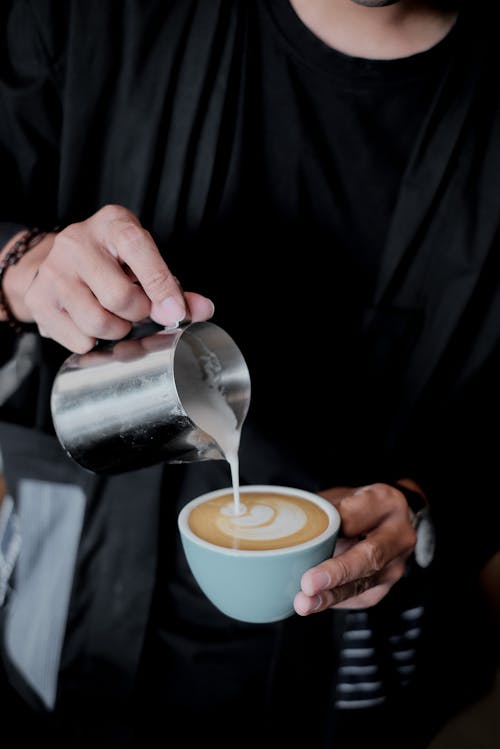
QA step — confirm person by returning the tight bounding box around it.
[0,0,498,747]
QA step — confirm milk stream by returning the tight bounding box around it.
[181,346,242,515]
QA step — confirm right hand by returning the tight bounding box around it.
[294,482,420,615]
[2,205,214,352]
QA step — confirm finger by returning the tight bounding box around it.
[326,557,406,608]
[25,272,96,353]
[184,291,215,322]
[26,231,151,339]
[35,304,96,354]
[294,590,323,616]
[332,582,394,609]
[60,280,132,341]
[294,557,406,615]
[94,209,187,326]
[62,235,154,322]
[301,522,416,596]
[295,581,391,615]
[335,483,410,538]
[151,291,215,325]
[36,228,153,325]
[33,250,138,340]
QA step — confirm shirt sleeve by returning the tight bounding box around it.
[0,0,63,230]
[0,0,64,357]
[410,346,500,577]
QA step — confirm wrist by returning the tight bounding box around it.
[0,230,56,326]
[389,478,428,513]
[387,479,435,569]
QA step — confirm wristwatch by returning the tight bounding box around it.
[391,484,436,569]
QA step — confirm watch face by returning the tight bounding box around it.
[415,512,436,568]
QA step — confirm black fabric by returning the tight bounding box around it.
[0,423,163,723]
[0,421,99,711]
[0,2,499,747]
[0,222,25,248]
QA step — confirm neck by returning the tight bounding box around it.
[289,1,459,59]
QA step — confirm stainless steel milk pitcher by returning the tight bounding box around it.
[50,320,251,474]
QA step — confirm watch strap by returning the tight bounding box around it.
[386,482,427,515]
[386,481,435,568]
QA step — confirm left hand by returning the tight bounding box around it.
[294,482,420,615]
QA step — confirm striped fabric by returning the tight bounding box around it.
[334,605,424,709]
[4,478,86,708]
[0,493,21,606]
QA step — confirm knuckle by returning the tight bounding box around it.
[52,272,72,299]
[85,307,114,337]
[143,268,172,298]
[332,555,350,586]
[116,223,145,247]
[99,319,131,340]
[30,266,63,303]
[336,504,357,538]
[385,483,412,511]
[371,482,390,497]
[51,225,81,254]
[85,306,131,339]
[394,492,411,514]
[97,204,132,223]
[336,495,353,522]
[104,283,134,313]
[72,337,96,355]
[364,539,385,573]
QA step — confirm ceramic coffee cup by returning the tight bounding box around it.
[178,484,341,623]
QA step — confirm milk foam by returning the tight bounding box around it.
[218,498,307,541]
[188,492,330,550]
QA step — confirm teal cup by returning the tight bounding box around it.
[178,484,341,624]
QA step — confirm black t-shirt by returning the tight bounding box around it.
[139,3,460,741]
[256,0,455,293]
[161,1,458,490]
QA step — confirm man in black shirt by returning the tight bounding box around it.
[0,1,498,748]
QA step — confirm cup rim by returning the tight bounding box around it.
[178,484,341,557]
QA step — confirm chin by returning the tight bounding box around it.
[350,0,402,6]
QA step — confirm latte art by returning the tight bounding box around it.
[219,499,308,541]
[189,492,329,550]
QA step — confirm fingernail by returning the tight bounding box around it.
[159,296,185,325]
[306,595,323,614]
[205,298,215,317]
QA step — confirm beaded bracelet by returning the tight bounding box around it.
[0,227,48,333]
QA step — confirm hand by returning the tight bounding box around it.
[294,482,420,615]
[2,205,214,353]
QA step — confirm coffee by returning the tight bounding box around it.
[188,491,329,550]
